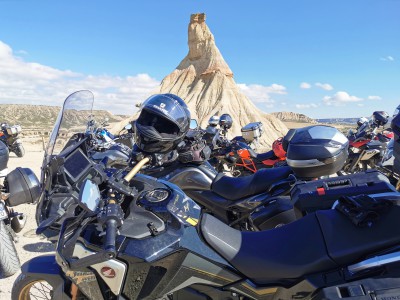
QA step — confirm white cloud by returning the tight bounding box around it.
[300,82,311,89]
[323,91,363,106]
[315,82,333,91]
[238,83,286,105]
[367,95,382,101]
[295,103,318,109]
[0,40,160,114]
[380,56,395,62]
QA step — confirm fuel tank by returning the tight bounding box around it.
[161,161,217,191]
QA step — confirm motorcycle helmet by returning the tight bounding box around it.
[208,115,219,127]
[272,137,286,158]
[372,111,389,127]
[134,94,191,153]
[219,114,233,130]
[357,117,368,128]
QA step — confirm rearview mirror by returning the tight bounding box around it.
[190,119,198,130]
[79,179,101,213]
[124,123,132,131]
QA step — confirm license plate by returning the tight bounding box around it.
[0,202,8,220]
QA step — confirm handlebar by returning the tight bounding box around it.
[104,218,117,256]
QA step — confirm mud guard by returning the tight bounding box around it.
[21,255,71,299]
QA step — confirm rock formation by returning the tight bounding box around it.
[272,112,317,124]
[152,13,288,148]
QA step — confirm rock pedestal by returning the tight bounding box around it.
[154,13,288,147]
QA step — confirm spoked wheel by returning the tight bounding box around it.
[12,274,53,300]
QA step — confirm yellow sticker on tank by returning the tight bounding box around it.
[186,217,198,226]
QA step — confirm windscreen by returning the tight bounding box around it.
[46,90,94,158]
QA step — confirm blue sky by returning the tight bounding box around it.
[0,0,398,118]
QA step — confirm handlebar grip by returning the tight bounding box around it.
[104,219,117,256]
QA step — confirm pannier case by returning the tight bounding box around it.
[6,167,40,207]
[284,125,349,178]
[241,122,263,142]
[291,170,396,216]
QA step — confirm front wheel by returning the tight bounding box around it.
[0,221,20,278]
[14,144,25,158]
[12,273,54,300]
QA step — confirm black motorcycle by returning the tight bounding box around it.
[0,141,39,278]
[132,127,295,231]
[13,92,400,299]
[0,123,25,157]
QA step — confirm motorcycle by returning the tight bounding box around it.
[130,122,353,231]
[33,91,295,235]
[340,120,393,175]
[14,94,400,298]
[0,141,39,278]
[204,117,286,177]
[0,122,25,157]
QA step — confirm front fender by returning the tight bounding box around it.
[21,255,70,299]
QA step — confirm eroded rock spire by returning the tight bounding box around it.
[155,13,287,147]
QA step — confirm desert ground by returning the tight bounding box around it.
[0,141,51,299]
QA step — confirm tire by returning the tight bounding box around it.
[14,144,25,158]
[0,221,20,278]
[12,273,54,300]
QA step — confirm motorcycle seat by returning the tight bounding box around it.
[211,166,292,201]
[201,205,400,284]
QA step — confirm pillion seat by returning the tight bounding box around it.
[211,166,292,201]
[201,205,400,284]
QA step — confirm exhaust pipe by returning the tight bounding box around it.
[11,213,27,233]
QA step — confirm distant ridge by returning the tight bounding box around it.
[316,118,357,125]
[272,112,316,124]
[0,104,124,129]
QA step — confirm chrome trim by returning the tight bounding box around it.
[348,251,400,274]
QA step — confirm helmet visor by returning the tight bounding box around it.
[137,109,180,138]
[142,95,188,132]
